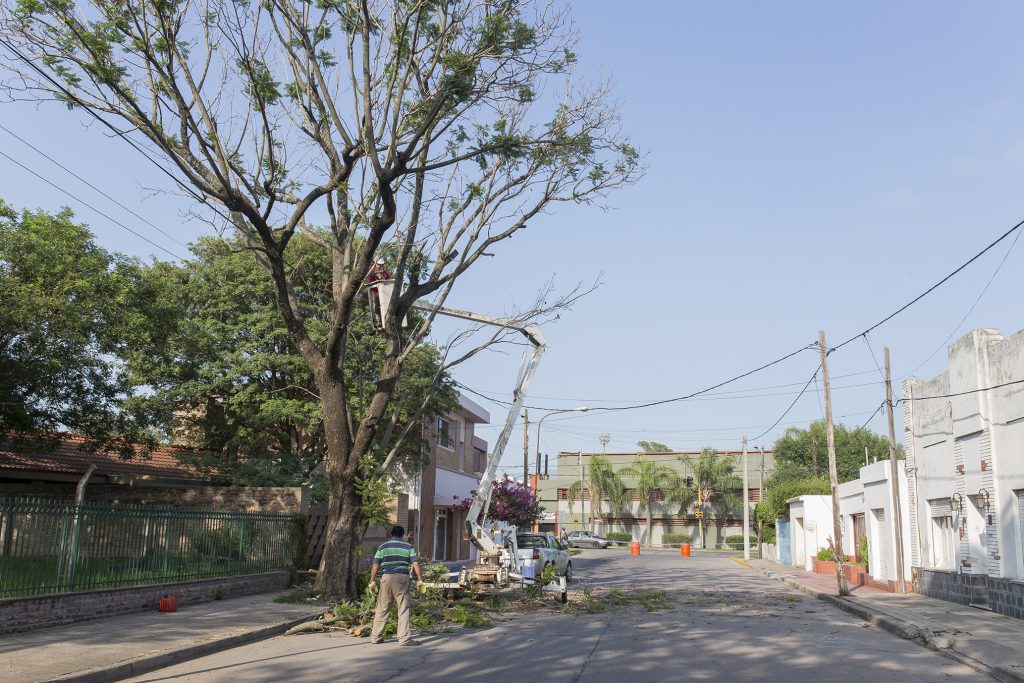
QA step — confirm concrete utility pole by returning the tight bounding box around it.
[884,346,907,594]
[522,410,529,486]
[819,329,849,596]
[742,436,750,561]
[578,451,585,532]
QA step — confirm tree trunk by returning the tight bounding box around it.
[646,503,653,546]
[314,378,364,599]
[316,486,363,598]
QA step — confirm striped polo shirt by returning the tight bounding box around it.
[372,539,418,575]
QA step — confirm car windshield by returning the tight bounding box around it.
[517,535,548,549]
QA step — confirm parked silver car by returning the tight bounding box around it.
[566,530,612,549]
[516,532,572,581]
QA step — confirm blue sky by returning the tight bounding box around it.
[2,1,1023,477]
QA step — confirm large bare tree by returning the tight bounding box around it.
[0,0,641,597]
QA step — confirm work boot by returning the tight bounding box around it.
[399,640,421,646]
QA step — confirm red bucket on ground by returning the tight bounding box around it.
[680,542,691,557]
[630,541,640,556]
[159,593,178,613]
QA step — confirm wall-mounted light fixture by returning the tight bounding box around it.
[976,488,990,511]
[950,492,963,513]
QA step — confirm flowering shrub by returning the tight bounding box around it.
[448,496,473,512]
[483,475,544,529]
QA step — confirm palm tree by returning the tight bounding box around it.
[567,455,624,533]
[619,456,681,545]
[682,448,741,548]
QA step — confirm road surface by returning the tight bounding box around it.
[124,550,988,682]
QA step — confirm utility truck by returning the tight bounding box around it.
[369,277,568,603]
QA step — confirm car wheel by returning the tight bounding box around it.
[564,561,572,582]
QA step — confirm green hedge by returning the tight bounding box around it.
[724,534,756,549]
[605,532,632,542]
[662,533,692,544]
[816,547,834,561]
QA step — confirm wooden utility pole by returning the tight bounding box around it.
[811,437,819,478]
[884,347,907,594]
[522,410,529,486]
[819,330,849,596]
[742,436,750,561]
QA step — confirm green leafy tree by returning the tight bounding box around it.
[0,201,154,454]
[755,477,831,528]
[637,440,673,453]
[619,457,681,545]
[773,421,896,483]
[128,234,457,503]
[1,0,642,598]
[566,455,624,533]
[681,449,741,548]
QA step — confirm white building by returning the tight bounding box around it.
[837,460,913,591]
[787,495,833,571]
[903,328,1024,619]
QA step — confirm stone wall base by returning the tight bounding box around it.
[0,572,290,635]
[914,566,1024,620]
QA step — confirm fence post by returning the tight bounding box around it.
[1,508,12,557]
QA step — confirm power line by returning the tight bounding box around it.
[831,215,1024,352]
[0,148,185,260]
[0,38,237,231]
[899,227,1022,380]
[895,378,1024,405]
[0,124,187,248]
[750,365,820,441]
[463,368,882,405]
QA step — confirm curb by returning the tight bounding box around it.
[747,564,1024,683]
[43,613,316,683]
[747,564,921,640]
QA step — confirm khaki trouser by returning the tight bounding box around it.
[371,574,412,643]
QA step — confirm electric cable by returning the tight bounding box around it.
[0,38,239,232]
[0,148,185,260]
[0,124,187,247]
[830,215,1024,353]
[895,378,1024,404]
[899,227,1022,380]
[750,365,820,441]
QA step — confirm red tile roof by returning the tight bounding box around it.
[0,434,205,481]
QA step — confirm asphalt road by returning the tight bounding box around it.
[124,550,989,683]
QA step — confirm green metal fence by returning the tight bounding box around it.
[0,498,294,598]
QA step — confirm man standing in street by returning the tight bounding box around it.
[368,525,423,645]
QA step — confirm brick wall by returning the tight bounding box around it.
[0,571,290,635]
[0,482,307,513]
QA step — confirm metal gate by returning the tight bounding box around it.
[777,518,791,566]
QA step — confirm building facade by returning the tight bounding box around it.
[406,394,489,564]
[837,460,913,591]
[539,449,774,547]
[903,328,1024,617]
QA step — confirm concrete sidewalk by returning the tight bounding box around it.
[0,591,322,683]
[748,558,1024,683]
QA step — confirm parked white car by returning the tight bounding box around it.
[516,532,572,582]
[566,530,612,549]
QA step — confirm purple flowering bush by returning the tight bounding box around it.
[483,475,544,528]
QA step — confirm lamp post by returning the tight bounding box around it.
[534,407,588,530]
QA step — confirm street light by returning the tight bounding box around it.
[534,407,588,531]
